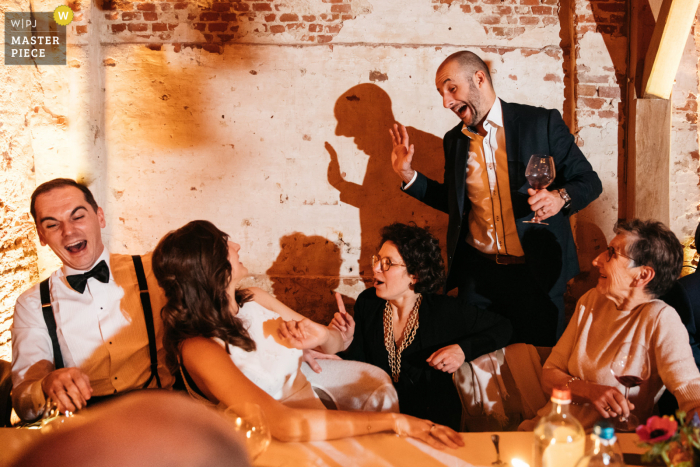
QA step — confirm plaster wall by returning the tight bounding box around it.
[99,43,565,320]
[16,0,573,327]
[3,0,698,361]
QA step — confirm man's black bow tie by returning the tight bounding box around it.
[466,126,479,134]
[66,260,110,294]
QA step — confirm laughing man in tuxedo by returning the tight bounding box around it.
[391,51,602,346]
[11,179,174,421]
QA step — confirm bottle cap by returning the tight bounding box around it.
[593,422,615,440]
[551,387,572,403]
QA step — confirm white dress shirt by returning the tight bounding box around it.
[11,249,173,421]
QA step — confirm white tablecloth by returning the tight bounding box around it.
[254,432,646,467]
[0,428,646,467]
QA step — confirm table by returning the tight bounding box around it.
[254,432,647,466]
[0,428,647,467]
[0,427,42,466]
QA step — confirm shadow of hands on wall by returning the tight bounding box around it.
[327,84,446,277]
[266,233,353,324]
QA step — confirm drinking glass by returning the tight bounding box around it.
[223,403,272,461]
[524,154,556,225]
[39,398,79,433]
[610,342,650,432]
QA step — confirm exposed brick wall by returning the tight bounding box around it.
[564,0,628,317]
[431,0,559,39]
[573,0,627,130]
[695,15,700,224]
[69,0,366,50]
[0,209,38,362]
[671,15,700,238]
[0,0,41,361]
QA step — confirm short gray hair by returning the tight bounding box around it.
[614,219,683,298]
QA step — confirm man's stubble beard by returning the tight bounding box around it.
[465,81,484,127]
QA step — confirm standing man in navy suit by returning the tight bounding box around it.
[391,51,602,346]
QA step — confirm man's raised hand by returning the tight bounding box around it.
[390,124,416,184]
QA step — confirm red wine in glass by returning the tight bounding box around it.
[527,174,553,191]
[614,375,646,388]
[610,342,651,432]
[524,154,555,225]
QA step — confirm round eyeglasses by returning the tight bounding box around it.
[605,246,635,265]
[371,255,406,272]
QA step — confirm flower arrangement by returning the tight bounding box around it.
[637,412,700,467]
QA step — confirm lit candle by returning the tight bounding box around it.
[511,459,530,467]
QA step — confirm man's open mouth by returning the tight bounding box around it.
[65,240,87,253]
[456,104,468,117]
[374,280,384,287]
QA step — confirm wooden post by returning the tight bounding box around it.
[627,96,671,226]
[625,0,673,226]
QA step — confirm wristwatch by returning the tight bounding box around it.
[558,188,572,209]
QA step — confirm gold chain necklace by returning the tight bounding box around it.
[383,294,422,383]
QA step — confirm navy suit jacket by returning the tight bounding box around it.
[662,272,700,370]
[404,100,602,294]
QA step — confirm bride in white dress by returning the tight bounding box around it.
[152,220,463,448]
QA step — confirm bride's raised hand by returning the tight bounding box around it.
[393,414,464,450]
[278,318,330,350]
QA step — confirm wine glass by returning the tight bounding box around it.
[524,154,556,225]
[610,342,650,432]
[39,398,80,433]
[223,403,272,461]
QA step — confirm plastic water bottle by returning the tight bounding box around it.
[533,387,586,467]
[575,423,625,467]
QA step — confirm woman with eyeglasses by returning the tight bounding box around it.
[152,220,464,448]
[285,223,512,430]
[523,219,700,429]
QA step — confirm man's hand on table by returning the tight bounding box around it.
[527,188,566,221]
[41,367,93,413]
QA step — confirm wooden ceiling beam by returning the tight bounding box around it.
[641,0,700,98]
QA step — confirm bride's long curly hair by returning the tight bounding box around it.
[152,220,255,373]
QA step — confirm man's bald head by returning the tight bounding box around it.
[12,391,251,467]
[435,51,496,128]
[438,51,493,88]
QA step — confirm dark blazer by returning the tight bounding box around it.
[662,271,700,369]
[404,100,603,294]
[342,288,512,430]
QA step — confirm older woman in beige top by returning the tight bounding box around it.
[535,219,700,429]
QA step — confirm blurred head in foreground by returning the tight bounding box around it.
[11,391,250,467]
